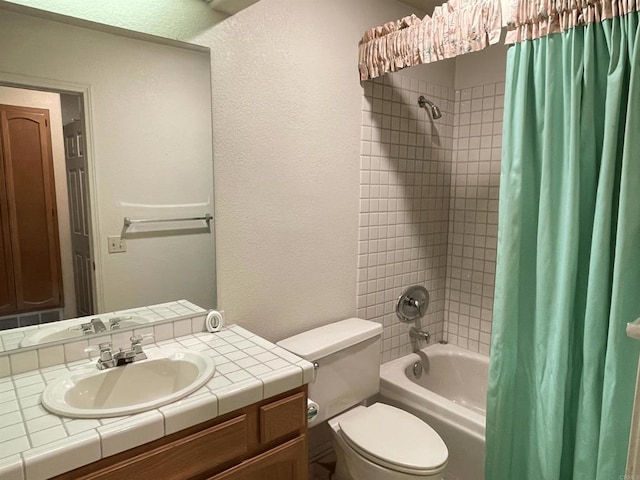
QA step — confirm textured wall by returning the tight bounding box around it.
[192,0,454,342]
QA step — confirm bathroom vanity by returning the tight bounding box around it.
[0,306,314,480]
[53,387,308,480]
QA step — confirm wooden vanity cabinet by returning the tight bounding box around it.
[53,387,308,480]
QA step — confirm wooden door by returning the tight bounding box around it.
[0,104,63,313]
[64,119,94,316]
[208,435,308,480]
[0,119,16,314]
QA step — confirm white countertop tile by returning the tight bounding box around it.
[0,410,22,429]
[0,324,312,479]
[216,377,264,416]
[0,436,30,460]
[0,454,24,480]
[0,389,16,404]
[0,378,13,392]
[1,399,20,415]
[259,365,304,399]
[25,414,61,434]
[160,392,218,435]
[20,405,47,422]
[64,418,101,436]
[0,422,27,443]
[29,425,67,448]
[23,431,101,480]
[98,410,164,457]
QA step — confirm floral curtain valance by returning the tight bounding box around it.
[358,0,502,81]
[505,0,640,43]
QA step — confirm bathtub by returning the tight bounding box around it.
[379,343,488,480]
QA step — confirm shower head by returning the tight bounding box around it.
[418,95,442,120]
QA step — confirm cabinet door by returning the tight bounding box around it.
[0,104,63,313]
[209,435,307,480]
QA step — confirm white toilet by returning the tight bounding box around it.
[277,318,448,480]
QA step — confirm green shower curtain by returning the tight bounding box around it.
[486,12,640,480]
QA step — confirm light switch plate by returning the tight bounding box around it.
[107,236,126,253]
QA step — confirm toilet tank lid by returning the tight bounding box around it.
[276,318,382,361]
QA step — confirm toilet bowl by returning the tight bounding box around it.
[276,318,449,480]
[328,404,447,480]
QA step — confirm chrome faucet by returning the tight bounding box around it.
[91,318,107,333]
[409,327,431,343]
[108,316,125,330]
[96,342,116,369]
[79,318,107,335]
[94,335,152,369]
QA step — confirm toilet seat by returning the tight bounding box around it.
[338,403,448,475]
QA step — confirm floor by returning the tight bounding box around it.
[308,460,334,480]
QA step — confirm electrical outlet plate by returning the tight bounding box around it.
[107,236,126,253]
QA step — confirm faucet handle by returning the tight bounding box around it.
[84,344,99,356]
[130,333,154,344]
[98,343,113,361]
[80,322,94,334]
[130,333,154,354]
[85,342,113,361]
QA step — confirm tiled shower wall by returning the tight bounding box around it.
[445,83,504,356]
[358,75,505,361]
[357,75,454,363]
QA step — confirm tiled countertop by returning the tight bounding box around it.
[0,300,209,354]
[0,325,314,480]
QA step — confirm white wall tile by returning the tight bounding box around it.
[0,356,10,378]
[9,351,38,375]
[37,346,64,369]
[444,81,503,354]
[360,78,503,360]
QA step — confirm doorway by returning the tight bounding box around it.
[0,84,95,326]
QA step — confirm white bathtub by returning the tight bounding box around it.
[379,343,488,480]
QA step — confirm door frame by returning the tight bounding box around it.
[0,71,104,315]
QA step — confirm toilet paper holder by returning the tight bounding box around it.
[307,399,319,423]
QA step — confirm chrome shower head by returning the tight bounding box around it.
[418,95,442,120]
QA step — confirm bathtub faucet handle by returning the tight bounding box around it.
[405,298,420,309]
[409,327,430,343]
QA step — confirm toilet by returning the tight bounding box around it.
[277,318,448,480]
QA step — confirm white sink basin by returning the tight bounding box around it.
[41,350,215,418]
[20,315,152,347]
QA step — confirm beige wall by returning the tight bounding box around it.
[455,40,510,89]
[0,10,216,314]
[0,86,77,318]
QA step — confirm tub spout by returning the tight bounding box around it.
[409,327,430,343]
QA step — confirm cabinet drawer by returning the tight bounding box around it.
[82,414,249,480]
[207,434,307,480]
[259,391,306,444]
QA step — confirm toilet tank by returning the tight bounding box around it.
[277,318,382,424]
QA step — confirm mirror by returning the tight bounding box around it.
[0,7,216,353]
